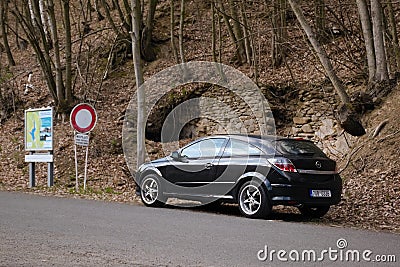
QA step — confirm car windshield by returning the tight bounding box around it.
[275,139,326,157]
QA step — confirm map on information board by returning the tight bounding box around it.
[25,108,53,151]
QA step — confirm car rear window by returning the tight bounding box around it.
[275,139,326,157]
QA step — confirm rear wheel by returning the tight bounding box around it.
[298,205,330,218]
[140,175,166,207]
[238,181,271,219]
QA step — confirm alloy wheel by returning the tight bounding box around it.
[239,184,262,215]
[141,177,159,205]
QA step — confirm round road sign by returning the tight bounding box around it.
[70,103,97,133]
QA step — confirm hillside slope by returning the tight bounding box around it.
[324,86,400,232]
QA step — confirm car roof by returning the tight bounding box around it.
[199,134,314,151]
[205,134,284,143]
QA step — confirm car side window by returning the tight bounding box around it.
[181,138,226,159]
[222,139,263,157]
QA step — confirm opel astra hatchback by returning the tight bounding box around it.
[135,135,342,219]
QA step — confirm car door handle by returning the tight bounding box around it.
[204,163,214,169]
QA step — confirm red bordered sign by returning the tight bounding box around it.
[70,103,97,133]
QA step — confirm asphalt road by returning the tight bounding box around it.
[1,191,399,266]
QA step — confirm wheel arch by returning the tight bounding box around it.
[232,172,272,201]
[137,167,162,182]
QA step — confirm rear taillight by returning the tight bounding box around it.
[268,157,297,172]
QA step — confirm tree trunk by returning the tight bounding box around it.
[0,0,15,66]
[314,0,325,40]
[63,0,73,107]
[178,0,186,64]
[271,0,287,68]
[28,0,36,27]
[142,0,158,61]
[288,0,365,136]
[217,0,242,64]
[170,0,179,63]
[47,0,65,106]
[211,0,217,63]
[356,0,376,82]
[39,0,52,47]
[122,0,133,31]
[386,0,400,72]
[131,0,145,167]
[94,0,104,21]
[228,0,245,63]
[101,0,121,36]
[371,0,388,82]
[240,0,252,64]
[288,0,350,104]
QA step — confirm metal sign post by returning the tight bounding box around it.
[74,138,78,191]
[70,104,97,192]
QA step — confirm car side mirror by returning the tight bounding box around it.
[171,151,180,160]
[171,151,188,162]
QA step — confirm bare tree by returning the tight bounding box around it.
[142,0,158,61]
[178,0,186,64]
[288,0,365,136]
[228,0,245,63]
[216,0,242,64]
[371,0,388,82]
[170,0,179,63]
[0,0,15,66]
[63,0,73,104]
[39,0,52,46]
[131,0,145,166]
[271,0,287,68]
[386,0,400,71]
[356,0,376,82]
[47,0,65,107]
[10,0,74,115]
[314,0,325,40]
[101,0,122,35]
[240,0,252,64]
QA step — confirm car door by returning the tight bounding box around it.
[215,138,268,194]
[165,138,227,195]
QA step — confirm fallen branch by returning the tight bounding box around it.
[372,119,389,138]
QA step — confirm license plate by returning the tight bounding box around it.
[310,189,331,198]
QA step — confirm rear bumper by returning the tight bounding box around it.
[270,180,342,206]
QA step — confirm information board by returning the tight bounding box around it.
[25,107,53,151]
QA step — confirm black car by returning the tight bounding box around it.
[135,135,342,219]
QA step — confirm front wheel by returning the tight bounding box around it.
[298,205,330,218]
[238,181,271,219]
[140,175,166,207]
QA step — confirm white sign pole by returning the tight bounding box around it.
[83,133,90,191]
[74,131,79,191]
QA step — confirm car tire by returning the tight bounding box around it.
[140,175,166,207]
[238,181,271,219]
[298,205,330,218]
